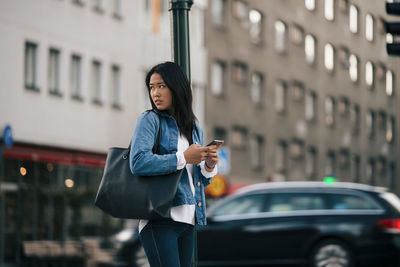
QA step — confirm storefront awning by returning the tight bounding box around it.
[3,144,106,167]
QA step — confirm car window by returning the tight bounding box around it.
[379,192,400,212]
[328,194,380,210]
[213,194,266,217]
[266,193,327,212]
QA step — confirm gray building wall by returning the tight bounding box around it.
[204,0,399,193]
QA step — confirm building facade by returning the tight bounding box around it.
[205,0,399,193]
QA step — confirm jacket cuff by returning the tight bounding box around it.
[200,161,218,178]
[176,151,186,170]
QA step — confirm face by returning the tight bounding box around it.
[149,73,173,113]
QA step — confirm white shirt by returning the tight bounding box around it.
[139,132,218,232]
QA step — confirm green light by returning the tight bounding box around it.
[324,176,336,184]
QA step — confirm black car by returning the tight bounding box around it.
[197,182,400,267]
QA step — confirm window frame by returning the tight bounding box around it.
[274,20,287,54]
[25,41,39,91]
[111,64,122,109]
[211,60,226,97]
[70,54,83,100]
[91,60,103,105]
[48,48,61,96]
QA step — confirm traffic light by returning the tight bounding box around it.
[386,2,400,56]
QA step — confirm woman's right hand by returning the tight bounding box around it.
[184,144,209,164]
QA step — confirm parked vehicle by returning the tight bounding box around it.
[197,182,400,267]
[113,181,400,267]
[112,220,149,267]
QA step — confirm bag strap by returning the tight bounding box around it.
[127,111,162,156]
[152,112,162,154]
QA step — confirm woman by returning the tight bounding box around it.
[129,61,221,267]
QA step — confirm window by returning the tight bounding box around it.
[377,63,386,81]
[25,42,38,90]
[111,65,122,109]
[349,54,358,82]
[306,147,317,177]
[113,0,122,18]
[305,91,317,121]
[211,0,226,27]
[275,20,287,53]
[275,80,287,113]
[365,61,374,88]
[275,141,287,173]
[249,9,263,44]
[338,0,349,13]
[290,139,304,159]
[290,24,304,45]
[268,193,327,212]
[211,60,225,96]
[377,17,386,34]
[386,70,394,96]
[251,72,263,106]
[349,5,358,34]
[48,48,61,95]
[377,111,386,130]
[329,194,380,210]
[232,126,247,149]
[250,135,264,169]
[350,104,360,134]
[73,0,85,5]
[232,61,248,84]
[291,81,304,101]
[91,61,102,104]
[366,110,375,139]
[325,151,336,176]
[386,116,395,143]
[351,154,361,182]
[325,96,335,126]
[387,33,394,46]
[377,156,386,176]
[338,46,349,69]
[338,97,349,116]
[367,158,376,185]
[305,34,316,65]
[71,54,82,100]
[233,0,248,25]
[338,149,350,168]
[324,0,335,21]
[324,43,334,71]
[366,14,374,42]
[93,0,104,12]
[213,194,267,217]
[305,0,315,11]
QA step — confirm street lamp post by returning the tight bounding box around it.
[169,0,193,81]
[169,1,196,265]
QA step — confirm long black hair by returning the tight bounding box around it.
[145,61,197,144]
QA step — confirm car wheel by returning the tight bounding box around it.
[131,245,150,267]
[310,239,354,267]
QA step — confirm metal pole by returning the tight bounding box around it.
[169,1,196,266]
[169,0,193,81]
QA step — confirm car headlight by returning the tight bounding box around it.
[113,229,134,243]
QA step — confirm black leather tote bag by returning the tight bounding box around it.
[94,113,183,219]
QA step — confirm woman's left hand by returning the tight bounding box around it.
[205,145,219,171]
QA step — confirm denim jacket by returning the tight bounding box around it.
[129,109,212,225]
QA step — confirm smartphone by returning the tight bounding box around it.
[207,140,224,146]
